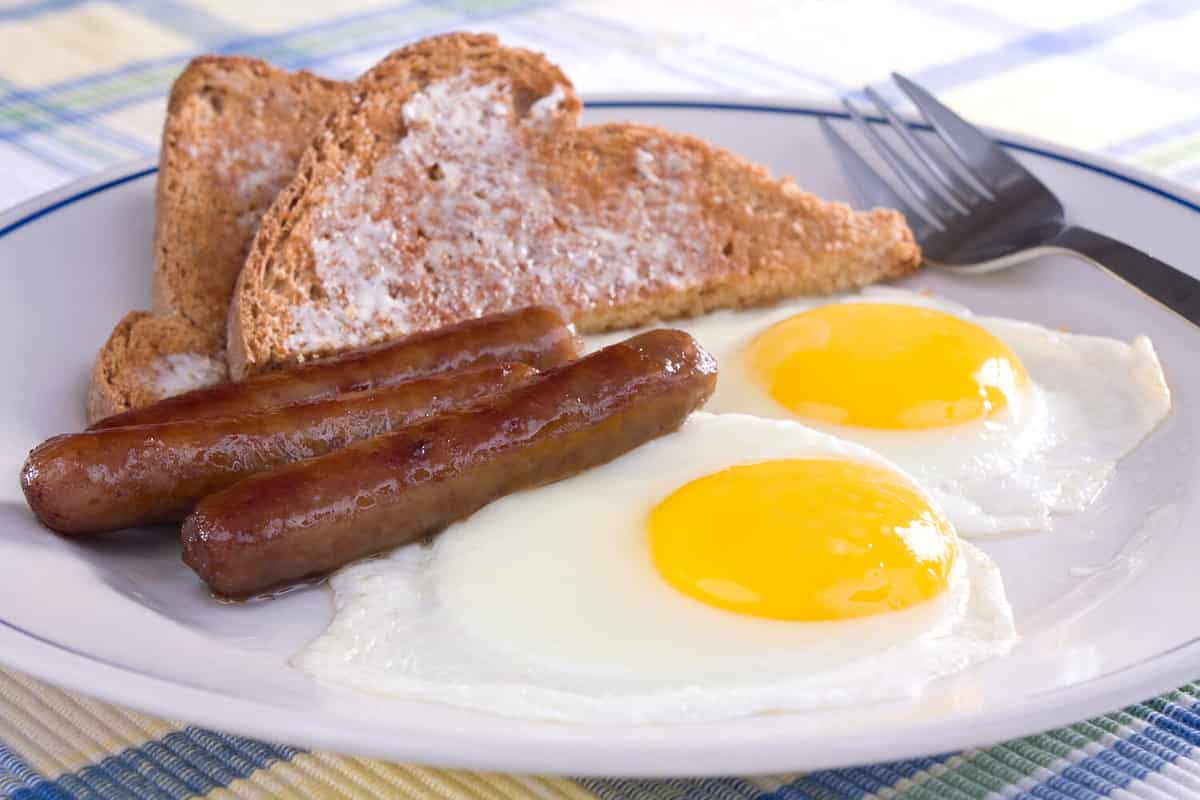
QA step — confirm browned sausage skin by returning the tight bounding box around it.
[23,364,537,535]
[181,330,717,598]
[89,306,580,429]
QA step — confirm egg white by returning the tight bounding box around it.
[295,413,1018,724]
[588,288,1171,535]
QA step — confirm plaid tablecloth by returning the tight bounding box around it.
[4,2,1200,798]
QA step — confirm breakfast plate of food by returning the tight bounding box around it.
[2,33,1198,776]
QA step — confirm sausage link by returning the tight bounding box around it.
[90,306,580,429]
[181,329,717,598]
[23,364,536,535]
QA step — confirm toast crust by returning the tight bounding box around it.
[229,33,919,378]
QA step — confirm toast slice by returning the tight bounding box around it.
[229,33,921,378]
[86,56,343,422]
[152,55,344,334]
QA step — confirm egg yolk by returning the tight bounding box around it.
[746,303,1028,430]
[647,459,957,621]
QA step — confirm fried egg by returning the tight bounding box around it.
[296,413,1017,723]
[589,288,1171,535]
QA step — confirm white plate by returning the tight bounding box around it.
[2,98,1198,777]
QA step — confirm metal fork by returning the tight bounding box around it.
[820,73,1200,327]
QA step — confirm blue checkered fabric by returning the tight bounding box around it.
[4,2,1200,798]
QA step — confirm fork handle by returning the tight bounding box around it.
[1052,225,1200,327]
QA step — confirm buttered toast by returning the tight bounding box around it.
[87,56,343,421]
[228,33,919,378]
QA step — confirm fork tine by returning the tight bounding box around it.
[862,86,977,211]
[892,72,1022,194]
[842,97,961,219]
[818,118,941,238]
